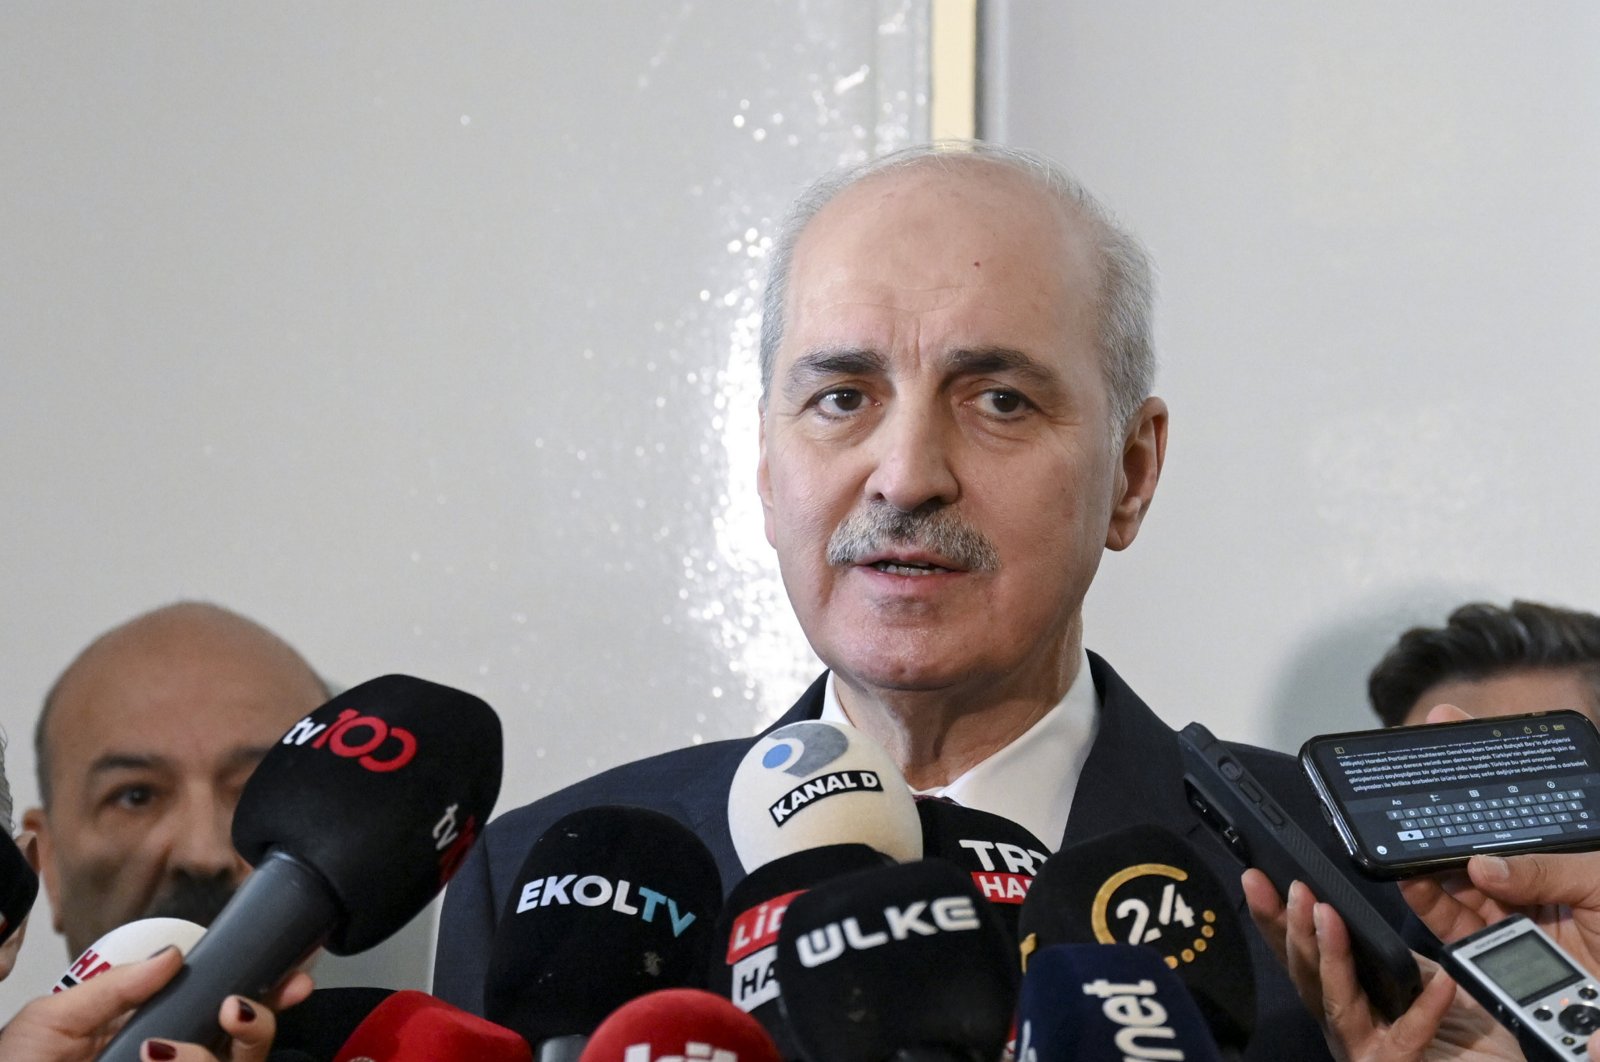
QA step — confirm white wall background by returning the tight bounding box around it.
[0,0,927,1014]
[3,0,1597,1022]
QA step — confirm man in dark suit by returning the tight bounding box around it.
[434,143,1414,1058]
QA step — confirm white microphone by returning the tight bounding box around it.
[54,917,206,993]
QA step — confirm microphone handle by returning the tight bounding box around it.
[97,850,341,1062]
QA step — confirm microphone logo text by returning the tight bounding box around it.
[794,895,981,968]
[281,708,417,773]
[516,874,698,937]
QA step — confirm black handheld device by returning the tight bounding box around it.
[1178,721,1421,1022]
[1300,710,1600,878]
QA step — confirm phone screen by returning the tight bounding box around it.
[1301,711,1600,873]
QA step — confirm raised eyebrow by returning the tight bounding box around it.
[780,347,887,396]
[943,347,1062,390]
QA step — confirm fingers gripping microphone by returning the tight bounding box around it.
[332,990,532,1062]
[55,918,206,993]
[99,674,503,1061]
[578,988,781,1062]
[1014,943,1222,1062]
[1017,824,1255,1054]
[0,829,38,949]
[916,800,1048,940]
[483,806,723,1059]
[729,721,922,873]
[775,860,1018,1062]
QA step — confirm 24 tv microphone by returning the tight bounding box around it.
[55,918,206,993]
[578,988,781,1062]
[1016,824,1255,1056]
[483,805,723,1062]
[774,859,1018,1062]
[916,800,1048,940]
[0,828,38,948]
[1014,943,1222,1062]
[98,674,503,1062]
[331,990,532,1062]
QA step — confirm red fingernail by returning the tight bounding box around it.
[145,1042,178,1061]
[236,997,257,1022]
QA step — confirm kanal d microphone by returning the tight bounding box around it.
[728,721,922,872]
[98,674,503,1061]
[578,988,780,1062]
[1017,824,1255,1054]
[1015,943,1223,1062]
[55,918,206,993]
[916,799,1048,939]
[0,829,38,949]
[775,859,1017,1062]
[483,805,723,1060]
[332,989,532,1062]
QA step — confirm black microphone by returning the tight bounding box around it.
[1014,942,1223,1062]
[1017,824,1255,1055]
[99,674,503,1061]
[916,799,1048,940]
[0,829,38,948]
[774,859,1018,1062]
[271,986,395,1060]
[482,805,723,1061]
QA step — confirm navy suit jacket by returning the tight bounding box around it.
[434,653,1411,1061]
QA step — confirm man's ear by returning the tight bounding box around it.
[756,402,777,548]
[20,808,64,936]
[1105,396,1168,552]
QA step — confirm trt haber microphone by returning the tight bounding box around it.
[0,829,38,949]
[774,859,1018,1062]
[99,674,503,1062]
[916,800,1048,939]
[710,843,889,1058]
[483,806,723,1059]
[1014,943,1222,1062]
[1017,824,1255,1054]
[578,988,781,1062]
[55,917,206,993]
[332,989,532,1062]
[728,721,922,872]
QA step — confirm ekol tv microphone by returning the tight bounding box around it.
[1017,824,1255,1054]
[98,675,503,1061]
[483,805,723,1062]
[578,988,781,1062]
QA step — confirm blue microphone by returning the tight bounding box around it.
[1015,943,1222,1062]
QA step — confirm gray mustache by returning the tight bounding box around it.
[825,506,1001,572]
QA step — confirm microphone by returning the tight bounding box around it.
[482,806,723,1061]
[916,800,1048,939]
[1017,824,1255,1054]
[55,918,206,992]
[332,989,532,1062]
[728,721,922,872]
[709,843,890,1058]
[98,674,503,1061]
[774,859,1018,1062]
[577,988,780,1062]
[272,986,395,1059]
[0,829,38,948]
[1014,943,1222,1062]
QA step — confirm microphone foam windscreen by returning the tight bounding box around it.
[273,986,394,1059]
[483,805,723,1045]
[578,988,780,1062]
[729,721,921,872]
[710,843,889,1055]
[775,859,1017,1062]
[917,800,1048,939]
[333,990,532,1062]
[1015,943,1222,1062]
[55,917,207,992]
[232,674,503,954]
[1017,824,1255,1051]
[0,830,37,949]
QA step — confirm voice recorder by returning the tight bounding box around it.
[1300,710,1600,878]
[1447,914,1600,1061]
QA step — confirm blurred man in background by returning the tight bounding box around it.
[1369,600,1600,727]
[21,602,327,959]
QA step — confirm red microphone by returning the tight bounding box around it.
[332,990,531,1061]
[578,989,781,1062]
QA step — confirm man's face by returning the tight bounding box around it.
[758,163,1164,701]
[25,621,322,957]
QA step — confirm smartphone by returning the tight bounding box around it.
[1300,710,1600,878]
[1447,914,1600,1061]
[1178,722,1421,1022]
